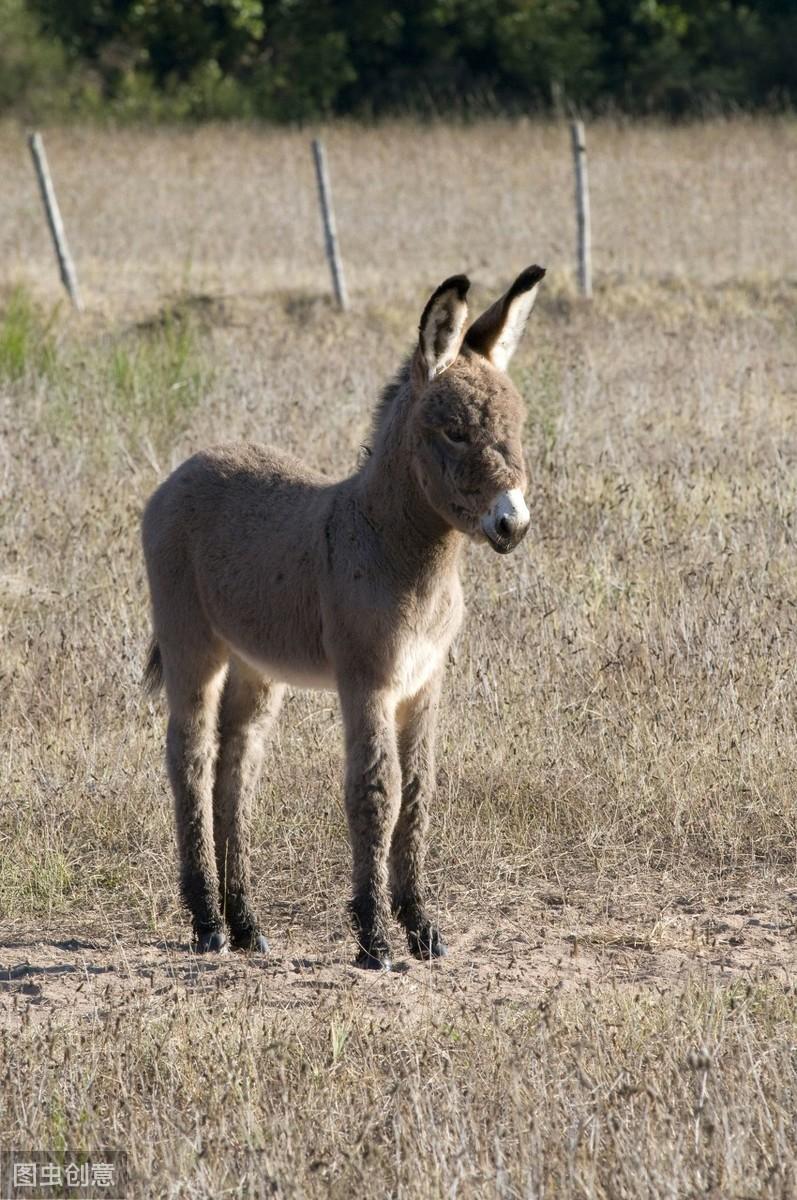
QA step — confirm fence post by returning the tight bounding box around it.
[28,131,83,311]
[570,120,592,299]
[311,138,349,311]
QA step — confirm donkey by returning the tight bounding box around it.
[142,265,544,969]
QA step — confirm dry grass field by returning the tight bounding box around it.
[1,118,796,1197]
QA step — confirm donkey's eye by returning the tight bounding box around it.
[440,429,468,449]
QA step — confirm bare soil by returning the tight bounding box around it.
[3,875,794,1032]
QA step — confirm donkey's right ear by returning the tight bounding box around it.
[417,274,470,381]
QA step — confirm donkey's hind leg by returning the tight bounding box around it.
[162,639,229,952]
[213,658,284,952]
[391,672,447,960]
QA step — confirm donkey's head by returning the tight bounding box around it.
[409,266,544,554]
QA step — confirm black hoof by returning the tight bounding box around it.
[193,927,229,954]
[407,926,448,961]
[355,948,392,971]
[230,928,270,954]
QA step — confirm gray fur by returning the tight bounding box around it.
[142,266,544,966]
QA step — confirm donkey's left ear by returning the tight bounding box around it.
[465,265,545,372]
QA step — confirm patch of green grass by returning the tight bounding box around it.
[518,351,562,465]
[110,312,204,417]
[103,309,210,450]
[0,840,136,917]
[2,849,75,914]
[33,303,212,457]
[0,286,58,381]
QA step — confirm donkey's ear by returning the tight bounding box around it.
[465,265,545,372]
[418,274,470,381]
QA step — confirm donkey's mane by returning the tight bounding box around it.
[369,341,483,451]
[369,355,413,446]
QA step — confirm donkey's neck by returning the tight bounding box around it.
[356,369,462,582]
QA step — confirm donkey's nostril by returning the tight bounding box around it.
[482,488,530,553]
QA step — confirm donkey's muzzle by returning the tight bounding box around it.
[481,489,530,554]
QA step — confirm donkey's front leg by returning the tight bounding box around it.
[392,672,447,960]
[339,687,401,970]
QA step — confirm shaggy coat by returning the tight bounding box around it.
[142,266,544,967]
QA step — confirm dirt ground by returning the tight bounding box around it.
[3,875,794,1031]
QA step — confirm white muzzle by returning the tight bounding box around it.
[481,489,530,554]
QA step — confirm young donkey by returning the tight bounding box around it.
[142,265,545,969]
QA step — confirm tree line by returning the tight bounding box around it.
[3,0,796,122]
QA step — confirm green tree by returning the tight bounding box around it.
[30,0,265,91]
[0,0,77,118]
[11,0,797,121]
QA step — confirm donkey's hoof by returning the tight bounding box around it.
[355,948,392,971]
[193,927,229,954]
[231,929,270,954]
[408,926,448,961]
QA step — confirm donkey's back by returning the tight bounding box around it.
[143,442,338,692]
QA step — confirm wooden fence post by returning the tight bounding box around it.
[28,131,83,311]
[311,138,349,311]
[570,120,592,299]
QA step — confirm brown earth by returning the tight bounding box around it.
[3,876,794,1032]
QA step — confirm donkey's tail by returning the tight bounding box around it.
[143,637,164,696]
